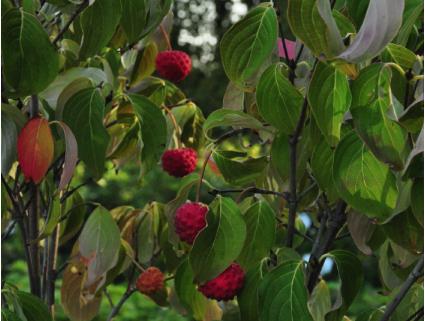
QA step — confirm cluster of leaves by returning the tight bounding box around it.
[1,0,424,321]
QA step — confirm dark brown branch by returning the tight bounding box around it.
[406,307,424,321]
[380,256,424,321]
[28,183,41,297]
[52,0,89,45]
[45,228,59,314]
[306,200,347,292]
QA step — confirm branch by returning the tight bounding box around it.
[380,256,424,321]
[285,59,318,248]
[1,220,17,241]
[28,182,41,297]
[52,0,89,45]
[106,288,136,321]
[406,307,424,321]
[209,187,287,200]
[306,200,347,292]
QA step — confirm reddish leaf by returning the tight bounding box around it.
[17,117,54,184]
[51,121,78,190]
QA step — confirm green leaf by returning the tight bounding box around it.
[238,200,276,270]
[175,259,208,320]
[213,150,268,187]
[2,9,59,96]
[129,94,167,176]
[37,197,61,240]
[332,10,356,37]
[338,0,405,63]
[399,96,424,133]
[332,131,398,221]
[311,139,338,202]
[308,62,351,146]
[402,128,423,179]
[308,280,332,321]
[382,210,423,253]
[203,109,267,142]
[139,0,172,39]
[382,43,418,69]
[130,42,158,85]
[411,178,424,227]
[79,0,122,59]
[395,0,423,46]
[40,67,108,109]
[79,206,121,286]
[238,263,264,321]
[322,250,364,321]
[2,309,22,321]
[17,291,52,321]
[62,88,110,178]
[223,81,245,111]
[389,283,424,321]
[256,63,303,135]
[351,64,407,170]
[347,211,375,256]
[1,111,18,176]
[190,196,246,283]
[59,192,86,245]
[136,203,160,264]
[271,131,310,182]
[287,0,336,57]
[259,260,313,321]
[120,0,148,44]
[220,3,278,86]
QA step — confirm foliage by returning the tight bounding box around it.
[1,0,424,321]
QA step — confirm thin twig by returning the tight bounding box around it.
[104,288,114,308]
[106,288,137,321]
[407,307,424,321]
[196,150,212,203]
[1,220,17,241]
[380,256,424,321]
[52,0,89,45]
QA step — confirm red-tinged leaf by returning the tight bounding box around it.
[51,121,78,190]
[17,117,54,184]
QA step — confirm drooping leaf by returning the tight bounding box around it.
[51,121,78,190]
[256,63,303,135]
[1,111,18,176]
[322,250,364,321]
[403,127,423,179]
[258,260,313,321]
[203,109,267,142]
[308,62,351,146]
[338,0,405,63]
[78,206,121,286]
[287,0,338,57]
[395,0,424,46]
[175,259,208,320]
[347,211,375,255]
[399,95,424,134]
[61,261,102,321]
[130,42,158,85]
[238,200,276,270]
[17,118,54,184]
[351,64,407,170]
[128,94,167,175]
[213,150,268,187]
[237,263,264,321]
[2,9,59,96]
[308,280,332,321]
[220,3,278,86]
[62,88,110,179]
[411,178,424,227]
[136,203,160,264]
[79,0,122,59]
[332,131,398,221]
[190,196,246,283]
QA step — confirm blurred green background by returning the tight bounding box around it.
[1,0,391,320]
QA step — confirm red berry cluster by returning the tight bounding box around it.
[155,50,192,82]
[161,148,197,177]
[198,263,245,301]
[175,202,208,244]
[136,267,164,295]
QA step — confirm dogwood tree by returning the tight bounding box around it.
[1,0,423,321]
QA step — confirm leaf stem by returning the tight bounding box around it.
[380,256,424,321]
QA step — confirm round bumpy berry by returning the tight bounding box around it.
[198,263,245,301]
[155,50,192,82]
[136,267,164,295]
[161,148,197,177]
[175,202,208,244]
